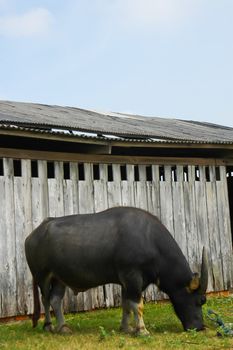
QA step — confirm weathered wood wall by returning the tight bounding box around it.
[0,158,232,318]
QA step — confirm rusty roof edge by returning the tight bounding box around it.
[0,119,196,141]
[1,123,233,146]
[1,118,233,143]
[1,101,233,143]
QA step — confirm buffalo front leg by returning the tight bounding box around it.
[131,298,149,336]
[119,270,149,335]
[120,297,149,336]
[120,298,133,333]
[50,280,71,334]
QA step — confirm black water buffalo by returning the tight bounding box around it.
[25,207,208,335]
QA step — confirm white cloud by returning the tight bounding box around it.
[0,8,53,38]
[112,0,200,31]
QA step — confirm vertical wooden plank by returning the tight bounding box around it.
[138,165,146,181]
[2,158,17,317]
[78,163,94,214]
[0,172,6,317]
[76,163,94,312]
[77,163,94,311]
[70,162,79,214]
[205,166,222,290]
[48,163,57,218]
[172,166,187,257]
[79,163,99,311]
[38,161,49,219]
[62,171,75,312]
[183,166,199,272]
[63,162,77,217]
[160,165,174,234]
[216,166,233,290]
[148,165,160,218]
[22,160,34,315]
[51,162,64,217]
[14,173,25,315]
[107,164,122,209]
[194,166,212,292]
[63,166,78,314]
[28,162,47,323]
[31,177,41,229]
[153,165,174,302]
[48,163,69,311]
[32,161,49,229]
[107,164,122,307]
[135,165,154,302]
[151,165,177,306]
[15,160,33,315]
[135,165,148,210]
[22,160,33,231]
[94,164,112,308]
[64,163,80,313]
[94,164,108,213]
[121,165,135,207]
[145,165,161,303]
[63,179,73,216]
[93,164,108,309]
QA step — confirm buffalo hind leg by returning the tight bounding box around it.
[39,275,54,332]
[50,279,71,334]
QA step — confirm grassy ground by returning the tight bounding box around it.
[0,296,233,350]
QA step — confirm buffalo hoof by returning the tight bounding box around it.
[57,324,73,334]
[119,325,134,334]
[43,322,55,333]
[135,328,150,337]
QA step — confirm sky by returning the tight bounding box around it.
[0,0,232,127]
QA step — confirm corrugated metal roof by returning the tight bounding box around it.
[0,100,233,143]
[1,123,233,146]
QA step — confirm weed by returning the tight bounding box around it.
[187,328,198,338]
[118,336,126,348]
[98,325,108,341]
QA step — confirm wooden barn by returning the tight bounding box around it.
[0,100,233,319]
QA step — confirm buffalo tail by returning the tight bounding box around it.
[32,278,41,328]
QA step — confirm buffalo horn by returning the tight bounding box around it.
[199,247,208,294]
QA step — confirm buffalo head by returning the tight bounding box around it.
[170,247,208,331]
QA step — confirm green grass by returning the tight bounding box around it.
[0,296,233,349]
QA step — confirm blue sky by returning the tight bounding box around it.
[0,0,232,127]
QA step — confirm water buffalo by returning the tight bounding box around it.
[25,207,208,335]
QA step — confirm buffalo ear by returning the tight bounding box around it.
[186,273,200,293]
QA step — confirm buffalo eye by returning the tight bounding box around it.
[196,295,206,306]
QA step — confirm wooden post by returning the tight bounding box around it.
[183,166,199,272]
[205,166,223,290]
[135,165,148,210]
[2,158,17,317]
[160,166,174,235]
[121,165,135,206]
[107,164,122,307]
[216,166,233,289]
[172,166,187,258]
